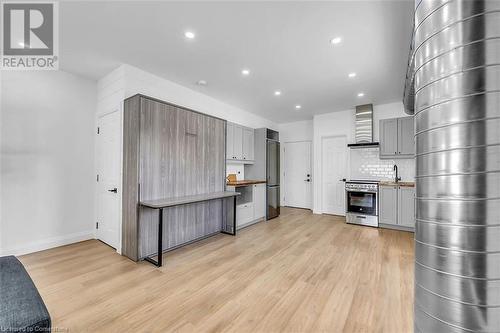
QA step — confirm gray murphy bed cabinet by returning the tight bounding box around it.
[122,94,237,263]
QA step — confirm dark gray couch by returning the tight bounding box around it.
[0,256,51,332]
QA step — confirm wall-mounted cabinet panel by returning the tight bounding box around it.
[380,119,398,157]
[380,116,414,159]
[226,123,234,160]
[226,122,254,163]
[243,128,254,161]
[397,117,414,157]
[233,125,243,160]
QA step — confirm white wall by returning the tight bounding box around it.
[123,64,278,130]
[312,101,413,214]
[1,70,97,255]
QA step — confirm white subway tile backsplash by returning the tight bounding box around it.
[226,163,244,180]
[349,148,415,181]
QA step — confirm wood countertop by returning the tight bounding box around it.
[226,180,267,187]
[379,181,415,187]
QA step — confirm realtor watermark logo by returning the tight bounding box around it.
[1,1,59,70]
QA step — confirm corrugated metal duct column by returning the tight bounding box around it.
[412,0,500,332]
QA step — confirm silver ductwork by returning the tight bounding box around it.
[411,0,500,332]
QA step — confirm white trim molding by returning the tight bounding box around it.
[1,230,95,256]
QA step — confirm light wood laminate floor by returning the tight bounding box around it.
[20,207,414,333]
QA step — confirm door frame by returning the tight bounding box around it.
[320,135,348,215]
[95,105,123,253]
[283,140,312,210]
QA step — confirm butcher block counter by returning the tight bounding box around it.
[379,181,415,187]
[226,180,267,187]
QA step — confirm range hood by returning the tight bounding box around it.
[347,104,379,148]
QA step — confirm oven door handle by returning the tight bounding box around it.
[356,215,367,219]
[346,190,378,193]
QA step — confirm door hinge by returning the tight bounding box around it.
[96,174,99,182]
[97,127,100,134]
[96,222,99,229]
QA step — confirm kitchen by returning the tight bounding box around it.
[226,103,417,233]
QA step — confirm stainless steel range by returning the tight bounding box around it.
[345,180,379,227]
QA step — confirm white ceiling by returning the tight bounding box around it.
[60,1,413,123]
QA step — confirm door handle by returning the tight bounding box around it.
[108,188,118,193]
[304,179,311,182]
[339,178,346,182]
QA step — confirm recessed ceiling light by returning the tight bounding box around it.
[241,69,250,76]
[348,72,357,78]
[196,80,207,86]
[274,91,281,96]
[357,92,365,97]
[184,31,195,39]
[295,105,302,110]
[330,37,342,45]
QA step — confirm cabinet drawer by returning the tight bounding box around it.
[236,203,254,226]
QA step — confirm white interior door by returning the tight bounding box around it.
[321,136,347,216]
[284,141,312,209]
[96,111,121,249]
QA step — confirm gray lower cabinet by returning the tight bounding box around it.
[379,185,415,231]
[398,186,415,228]
[380,116,414,159]
[379,185,398,226]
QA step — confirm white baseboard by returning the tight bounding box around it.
[1,230,95,256]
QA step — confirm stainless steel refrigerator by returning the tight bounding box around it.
[266,137,280,220]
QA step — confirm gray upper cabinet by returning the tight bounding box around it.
[398,186,415,228]
[242,128,254,161]
[233,125,243,160]
[226,123,234,160]
[226,122,254,163]
[380,119,398,157]
[379,185,398,225]
[397,117,414,157]
[380,116,414,159]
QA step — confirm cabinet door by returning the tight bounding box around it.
[242,128,254,161]
[397,117,414,157]
[379,185,398,225]
[233,125,243,160]
[380,119,398,158]
[236,203,254,227]
[398,186,415,228]
[226,123,234,160]
[253,183,266,219]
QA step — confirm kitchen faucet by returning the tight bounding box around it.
[393,164,401,183]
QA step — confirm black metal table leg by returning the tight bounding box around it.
[233,195,237,235]
[221,196,237,236]
[144,207,163,267]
